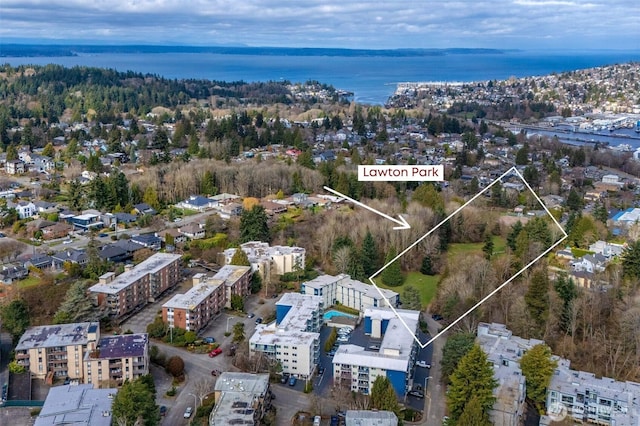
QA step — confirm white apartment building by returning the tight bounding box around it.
[301,274,399,312]
[477,323,640,426]
[332,308,419,397]
[249,293,322,379]
[221,241,305,281]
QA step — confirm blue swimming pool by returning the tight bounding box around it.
[323,309,357,321]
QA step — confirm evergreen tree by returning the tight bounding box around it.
[490,180,503,206]
[621,240,640,280]
[525,268,550,334]
[361,230,378,277]
[240,205,270,243]
[515,143,530,165]
[457,396,492,426]
[230,248,251,266]
[446,344,497,423]
[380,247,404,287]
[412,183,444,212]
[592,200,608,223]
[506,221,523,251]
[566,188,583,211]
[346,246,366,281]
[250,273,262,294]
[554,274,577,333]
[524,217,553,247]
[420,256,434,275]
[54,280,104,324]
[111,376,160,426]
[520,344,557,413]
[370,376,402,419]
[402,286,422,311]
[440,332,475,384]
[482,234,494,260]
[0,299,30,343]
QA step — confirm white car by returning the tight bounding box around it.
[183,407,193,418]
[62,239,72,244]
[416,360,431,368]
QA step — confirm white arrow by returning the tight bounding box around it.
[323,186,411,230]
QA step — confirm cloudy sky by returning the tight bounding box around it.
[1,0,639,50]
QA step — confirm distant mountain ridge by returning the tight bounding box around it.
[0,44,510,58]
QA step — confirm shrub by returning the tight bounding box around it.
[165,386,177,397]
[9,360,26,374]
[30,408,42,416]
[304,382,313,393]
[165,356,185,377]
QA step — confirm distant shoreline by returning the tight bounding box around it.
[0,44,510,58]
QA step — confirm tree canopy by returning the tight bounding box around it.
[520,344,557,413]
[370,376,402,420]
[0,299,30,343]
[111,376,160,426]
[240,205,270,243]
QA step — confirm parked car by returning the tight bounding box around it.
[255,317,263,324]
[330,415,339,426]
[431,314,444,321]
[408,390,425,398]
[98,233,108,237]
[318,366,325,375]
[183,407,193,418]
[247,313,255,318]
[280,374,289,384]
[62,239,72,244]
[160,406,167,416]
[288,376,297,386]
[416,360,431,368]
[313,415,322,426]
[208,348,223,357]
[203,336,215,344]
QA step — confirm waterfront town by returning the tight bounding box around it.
[0,61,639,426]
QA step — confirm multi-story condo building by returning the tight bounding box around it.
[209,372,272,426]
[162,274,225,332]
[221,241,305,281]
[345,410,399,426]
[15,322,100,381]
[477,323,640,426]
[476,322,534,426]
[84,333,149,388]
[88,253,182,321]
[301,274,399,312]
[161,265,251,331]
[249,293,322,379]
[332,308,420,397]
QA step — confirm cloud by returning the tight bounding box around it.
[0,0,638,49]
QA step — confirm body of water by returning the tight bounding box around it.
[3,50,640,104]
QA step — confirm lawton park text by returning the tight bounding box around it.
[358,165,444,181]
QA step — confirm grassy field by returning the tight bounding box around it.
[375,272,440,309]
[447,236,507,257]
[17,275,42,289]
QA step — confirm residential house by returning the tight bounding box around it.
[68,213,103,231]
[23,254,56,271]
[41,223,73,240]
[30,154,54,173]
[35,384,115,426]
[6,159,25,175]
[97,245,131,263]
[0,264,29,284]
[178,223,205,240]
[130,233,162,250]
[133,203,157,216]
[159,228,187,245]
[12,201,37,219]
[176,195,218,212]
[571,253,607,273]
[52,248,88,267]
[34,201,58,215]
[588,240,625,259]
[260,200,288,215]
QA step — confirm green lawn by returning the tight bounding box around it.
[375,272,440,309]
[447,236,507,258]
[17,276,42,289]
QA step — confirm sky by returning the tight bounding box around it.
[1,0,639,50]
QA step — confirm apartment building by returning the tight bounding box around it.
[477,323,640,426]
[345,410,399,426]
[35,384,115,426]
[162,274,225,332]
[476,322,535,426]
[88,253,182,321]
[332,308,419,397]
[15,322,100,380]
[221,241,305,281]
[209,372,272,426]
[249,293,322,379]
[301,274,399,313]
[85,333,149,388]
[161,265,251,331]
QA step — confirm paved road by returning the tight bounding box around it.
[423,316,447,426]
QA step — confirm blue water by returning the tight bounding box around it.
[3,50,640,104]
[323,310,357,321]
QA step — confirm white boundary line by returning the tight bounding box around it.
[368,166,568,348]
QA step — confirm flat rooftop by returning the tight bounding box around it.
[303,274,398,301]
[87,333,148,360]
[89,253,181,295]
[214,372,270,394]
[16,322,99,351]
[34,384,114,426]
[210,373,269,426]
[214,264,251,286]
[250,323,319,347]
[277,293,323,331]
[163,279,224,310]
[345,410,399,426]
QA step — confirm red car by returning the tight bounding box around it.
[208,348,223,357]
